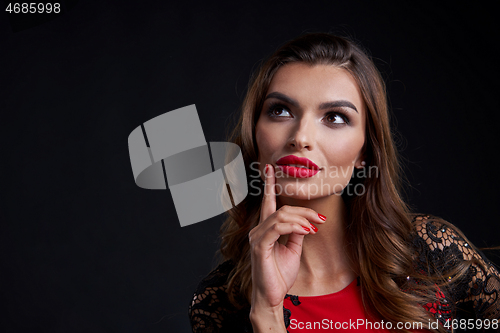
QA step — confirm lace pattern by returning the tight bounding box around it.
[188,215,500,332]
[412,215,500,325]
[188,260,252,333]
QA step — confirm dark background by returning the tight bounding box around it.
[1,1,499,332]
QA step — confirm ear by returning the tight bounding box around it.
[354,144,366,169]
[354,159,365,169]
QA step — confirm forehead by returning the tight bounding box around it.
[267,63,364,113]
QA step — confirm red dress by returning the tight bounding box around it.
[283,277,431,332]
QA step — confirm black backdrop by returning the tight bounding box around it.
[1,1,499,332]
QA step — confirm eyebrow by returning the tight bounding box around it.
[264,92,358,113]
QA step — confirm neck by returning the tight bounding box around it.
[277,194,358,294]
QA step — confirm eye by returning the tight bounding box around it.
[266,104,292,118]
[324,112,348,125]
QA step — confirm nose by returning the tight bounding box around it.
[288,116,316,150]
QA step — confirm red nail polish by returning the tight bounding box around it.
[318,214,326,221]
[310,224,318,232]
[302,226,310,232]
[265,164,269,175]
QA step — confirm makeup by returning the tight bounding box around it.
[276,155,320,178]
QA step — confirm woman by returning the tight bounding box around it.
[188,33,500,332]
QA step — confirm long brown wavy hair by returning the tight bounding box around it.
[218,32,463,333]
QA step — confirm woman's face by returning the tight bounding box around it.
[255,62,366,200]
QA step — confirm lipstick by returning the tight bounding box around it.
[276,155,320,178]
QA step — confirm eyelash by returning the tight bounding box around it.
[265,102,350,125]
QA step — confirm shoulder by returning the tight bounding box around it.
[189,259,234,316]
[408,212,499,273]
[189,260,252,333]
[409,213,487,262]
[409,214,500,319]
[192,259,235,295]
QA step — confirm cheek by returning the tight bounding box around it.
[255,124,278,161]
[255,123,280,181]
[325,133,365,166]
[254,126,264,163]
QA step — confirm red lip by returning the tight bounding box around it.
[276,155,320,169]
[275,155,320,178]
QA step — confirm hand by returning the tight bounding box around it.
[249,164,326,311]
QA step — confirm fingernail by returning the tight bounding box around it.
[310,224,318,232]
[265,164,269,175]
[318,214,327,221]
[302,226,310,232]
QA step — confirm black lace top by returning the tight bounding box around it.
[188,215,500,332]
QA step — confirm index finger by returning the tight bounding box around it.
[259,164,276,223]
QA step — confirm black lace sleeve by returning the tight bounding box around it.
[188,260,252,333]
[412,214,500,322]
